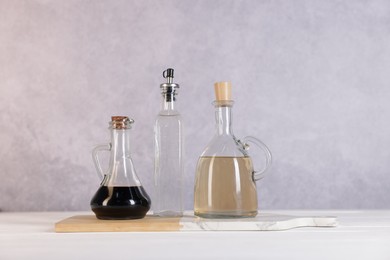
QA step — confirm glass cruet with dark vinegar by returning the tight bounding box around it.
[194,82,272,218]
[90,116,151,220]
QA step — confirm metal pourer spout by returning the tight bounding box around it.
[161,68,179,103]
[160,68,179,101]
[163,68,174,84]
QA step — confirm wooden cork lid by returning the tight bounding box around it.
[110,116,134,129]
[214,81,232,101]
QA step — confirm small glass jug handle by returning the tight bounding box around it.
[92,143,111,179]
[241,136,272,181]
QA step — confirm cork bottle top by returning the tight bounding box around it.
[214,81,232,101]
[110,116,134,129]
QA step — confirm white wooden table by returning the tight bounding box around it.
[1,210,389,260]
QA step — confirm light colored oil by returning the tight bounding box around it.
[194,156,258,218]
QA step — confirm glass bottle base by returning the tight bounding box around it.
[92,205,149,220]
[90,186,151,220]
[194,210,258,219]
[153,210,183,218]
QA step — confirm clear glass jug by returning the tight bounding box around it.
[90,116,151,220]
[194,82,272,218]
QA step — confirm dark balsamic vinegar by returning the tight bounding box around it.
[90,186,151,220]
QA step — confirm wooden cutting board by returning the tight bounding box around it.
[55,215,182,232]
[55,213,337,232]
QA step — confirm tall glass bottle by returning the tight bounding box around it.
[154,68,183,217]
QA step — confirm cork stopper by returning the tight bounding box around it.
[214,81,232,101]
[110,116,134,129]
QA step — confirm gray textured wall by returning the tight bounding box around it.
[1,0,389,211]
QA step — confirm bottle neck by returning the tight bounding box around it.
[215,104,233,136]
[109,128,131,162]
[160,93,179,114]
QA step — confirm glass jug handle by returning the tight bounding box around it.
[241,136,272,181]
[92,143,111,179]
